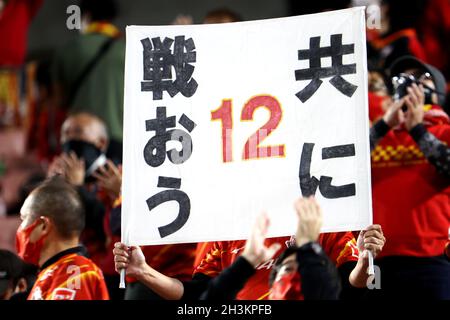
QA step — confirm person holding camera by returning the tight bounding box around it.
[369,56,450,299]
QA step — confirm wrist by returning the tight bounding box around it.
[375,118,392,133]
[356,248,372,273]
[296,237,314,248]
[135,262,151,280]
[382,116,392,128]
[241,251,260,268]
[297,241,322,254]
[348,254,370,288]
[408,123,427,141]
[68,176,84,186]
[357,252,370,266]
[406,120,421,132]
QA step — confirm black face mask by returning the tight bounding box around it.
[61,140,106,182]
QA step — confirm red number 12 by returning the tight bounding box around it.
[211,95,285,163]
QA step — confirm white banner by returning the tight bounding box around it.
[122,7,372,245]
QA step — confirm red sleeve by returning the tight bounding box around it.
[319,232,359,268]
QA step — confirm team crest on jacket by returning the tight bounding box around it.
[52,288,76,300]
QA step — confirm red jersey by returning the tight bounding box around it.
[372,107,450,257]
[28,248,109,300]
[194,233,359,300]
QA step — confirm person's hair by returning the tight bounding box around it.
[29,176,85,239]
[268,246,298,286]
[204,8,243,23]
[79,0,118,22]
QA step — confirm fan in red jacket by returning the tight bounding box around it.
[16,176,109,300]
[370,56,450,299]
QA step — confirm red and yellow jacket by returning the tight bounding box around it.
[371,106,450,258]
[28,247,109,300]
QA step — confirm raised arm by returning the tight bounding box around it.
[199,213,280,300]
[403,83,450,177]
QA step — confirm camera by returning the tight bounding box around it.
[391,73,434,108]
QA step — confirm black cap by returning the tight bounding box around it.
[0,250,25,297]
[388,55,447,106]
